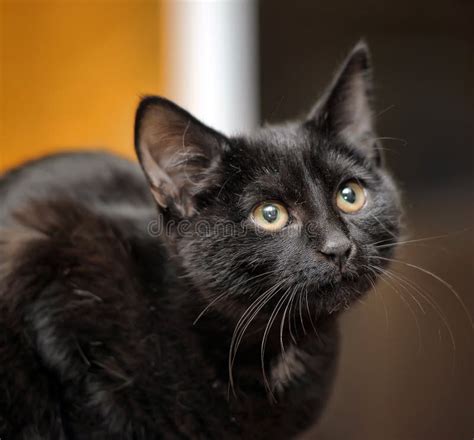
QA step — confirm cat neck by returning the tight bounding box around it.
[136,231,339,395]
[175,277,339,394]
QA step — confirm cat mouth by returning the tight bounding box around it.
[303,268,356,288]
[303,270,371,300]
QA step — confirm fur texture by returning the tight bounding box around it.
[0,43,401,439]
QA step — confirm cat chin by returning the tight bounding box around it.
[304,275,373,311]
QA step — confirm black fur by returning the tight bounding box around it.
[0,43,401,439]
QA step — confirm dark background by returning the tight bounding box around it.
[260,1,473,438]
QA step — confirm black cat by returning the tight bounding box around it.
[0,42,401,439]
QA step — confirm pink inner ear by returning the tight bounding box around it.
[140,144,178,209]
[136,99,225,217]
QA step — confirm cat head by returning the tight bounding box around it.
[135,42,401,320]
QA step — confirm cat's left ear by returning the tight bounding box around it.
[135,96,228,217]
[308,41,381,164]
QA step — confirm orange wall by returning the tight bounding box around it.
[0,0,167,172]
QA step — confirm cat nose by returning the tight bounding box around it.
[320,234,352,270]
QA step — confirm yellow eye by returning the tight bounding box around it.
[336,181,366,213]
[252,201,289,231]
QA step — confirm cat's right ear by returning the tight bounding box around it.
[134,97,228,217]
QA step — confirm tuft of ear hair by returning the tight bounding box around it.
[134,97,228,217]
[308,41,382,164]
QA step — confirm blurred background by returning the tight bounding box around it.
[1,0,473,438]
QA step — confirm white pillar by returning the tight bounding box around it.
[166,0,259,135]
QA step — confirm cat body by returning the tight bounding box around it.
[0,43,401,439]
[0,152,337,439]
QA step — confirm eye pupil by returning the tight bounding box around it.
[262,205,279,223]
[341,187,356,204]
